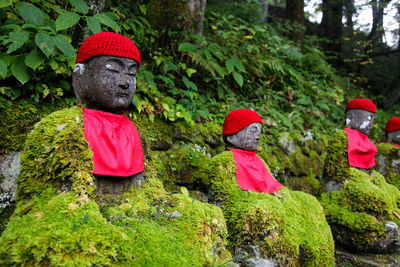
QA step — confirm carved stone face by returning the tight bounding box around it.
[226,122,262,151]
[345,109,375,136]
[388,130,400,145]
[72,55,138,114]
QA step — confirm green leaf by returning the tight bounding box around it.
[231,55,244,72]
[232,71,243,87]
[54,35,76,58]
[185,68,196,78]
[0,59,7,79]
[18,3,44,26]
[203,49,212,60]
[182,76,198,91]
[69,0,88,14]
[35,32,55,58]
[6,31,30,53]
[214,64,225,78]
[94,13,121,32]
[178,43,198,52]
[0,0,11,8]
[86,16,101,34]
[225,58,234,73]
[25,49,44,70]
[55,12,80,32]
[11,55,32,84]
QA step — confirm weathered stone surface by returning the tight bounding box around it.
[0,151,20,198]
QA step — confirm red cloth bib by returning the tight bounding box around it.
[389,143,400,148]
[83,108,144,176]
[230,148,284,194]
[345,128,377,169]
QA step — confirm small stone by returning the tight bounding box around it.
[278,136,296,155]
[169,210,182,219]
[57,124,66,131]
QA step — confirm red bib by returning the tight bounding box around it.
[83,108,144,177]
[230,149,284,194]
[345,128,377,169]
[389,143,400,148]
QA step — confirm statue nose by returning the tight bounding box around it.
[118,77,130,89]
[119,82,129,89]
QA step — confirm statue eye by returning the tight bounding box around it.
[105,64,119,72]
[367,116,372,120]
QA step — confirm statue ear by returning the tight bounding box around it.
[72,63,86,103]
[226,135,233,144]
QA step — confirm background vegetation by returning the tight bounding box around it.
[0,0,399,141]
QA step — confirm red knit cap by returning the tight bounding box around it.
[75,32,141,64]
[345,98,376,113]
[223,109,263,136]
[385,117,400,133]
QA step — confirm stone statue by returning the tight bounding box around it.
[206,109,335,266]
[1,33,231,265]
[322,98,400,254]
[72,32,144,197]
[385,117,400,147]
[374,117,400,191]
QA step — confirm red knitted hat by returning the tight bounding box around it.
[75,32,141,64]
[385,117,400,133]
[345,98,376,113]
[223,109,263,136]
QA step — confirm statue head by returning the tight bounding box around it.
[72,32,141,114]
[222,109,263,151]
[345,98,376,136]
[385,117,400,145]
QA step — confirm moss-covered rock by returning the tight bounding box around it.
[0,107,232,265]
[206,151,335,266]
[0,178,231,266]
[375,143,400,189]
[0,96,71,154]
[321,130,400,253]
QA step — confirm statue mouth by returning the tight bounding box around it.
[116,92,129,98]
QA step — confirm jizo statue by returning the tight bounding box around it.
[222,109,284,194]
[385,117,400,147]
[344,98,377,169]
[72,32,144,196]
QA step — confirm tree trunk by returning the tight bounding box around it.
[285,0,304,41]
[146,0,207,36]
[187,0,207,35]
[260,0,269,23]
[343,0,355,34]
[319,0,343,63]
[72,0,108,47]
[368,0,390,46]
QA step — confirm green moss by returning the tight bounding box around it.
[2,107,231,265]
[321,166,400,250]
[155,143,211,190]
[375,143,400,189]
[16,106,95,200]
[0,96,70,154]
[206,151,335,266]
[0,182,231,266]
[323,130,350,183]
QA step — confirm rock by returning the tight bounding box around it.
[0,151,20,199]
[246,258,276,267]
[278,135,296,155]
